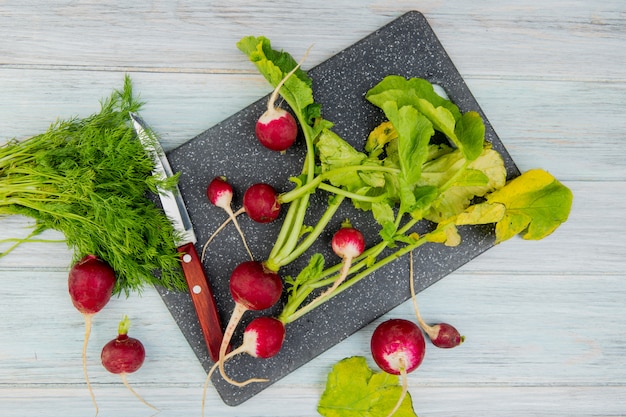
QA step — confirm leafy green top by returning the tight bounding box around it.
[237,36,573,324]
[318,356,418,417]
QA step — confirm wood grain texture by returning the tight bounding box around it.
[1,1,625,416]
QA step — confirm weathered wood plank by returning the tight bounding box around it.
[1,270,624,416]
[2,1,624,82]
[1,385,625,417]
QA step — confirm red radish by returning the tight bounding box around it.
[318,221,365,299]
[202,317,285,416]
[409,251,464,348]
[255,47,311,151]
[243,183,281,223]
[370,318,425,417]
[205,176,253,260]
[255,108,298,151]
[241,317,286,359]
[218,261,283,385]
[101,315,157,411]
[421,322,464,348]
[201,181,281,261]
[68,254,116,415]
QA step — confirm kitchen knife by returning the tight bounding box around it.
[130,112,224,362]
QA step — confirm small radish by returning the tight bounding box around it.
[218,261,283,386]
[255,47,311,151]
[255,107,298,152]
[409,251,464,348]
[318,220,365,299]
[243,183,281,224]
[202,317,285,416]
[101,315,157,411]
[370,318,425,417]
[205,176,253,260]
[68,254,116,415]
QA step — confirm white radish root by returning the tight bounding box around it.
[82,314,98,416]
[201,207,246,262]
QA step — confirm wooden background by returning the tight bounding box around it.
[1,1,625,416]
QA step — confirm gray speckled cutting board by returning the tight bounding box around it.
[157,10,519,406]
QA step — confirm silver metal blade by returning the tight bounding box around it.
[130,112,196,246]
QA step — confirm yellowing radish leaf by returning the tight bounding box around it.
[485,169,573,243]
[365,121,398,156]
[426,222,462,247]
[422,147,506,222]
[318,356,417,417]
[456,202,507,225]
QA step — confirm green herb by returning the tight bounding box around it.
[0,76,186,295]
[317,356,418,417]
[237,37,573,326]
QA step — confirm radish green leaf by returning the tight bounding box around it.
[318,356,418,417]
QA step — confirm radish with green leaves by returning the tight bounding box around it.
[218,261,283,385]
[101,315,157,411]
[202,316,285,415]
[370,318,425,417]
[255,47,311,151]
[204,176,253,260]
[68,254,116,415]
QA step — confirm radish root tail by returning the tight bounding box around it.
[226,206,254,261]
[120,373,158,411]
[385,359,408,417]
[409,251,437,339]
[82,314,98,416]
[202,345,255,417]
[202,347,244,416]
[217,304,269,388]
[201,207,245,262]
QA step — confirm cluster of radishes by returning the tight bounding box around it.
[203,172,465,416]
[200,180,374,415]
[199,62,465,417]
[68,255,155,415]
[201,177,286,390]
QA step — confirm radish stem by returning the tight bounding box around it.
[282,232,429,323]
[268,195,345,269]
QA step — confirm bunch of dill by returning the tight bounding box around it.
[0,76,186,295]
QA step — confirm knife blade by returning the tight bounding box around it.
[130,112,224,362]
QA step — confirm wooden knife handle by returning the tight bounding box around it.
[177,242,224,362]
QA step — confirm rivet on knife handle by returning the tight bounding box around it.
[178,242,224,362]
